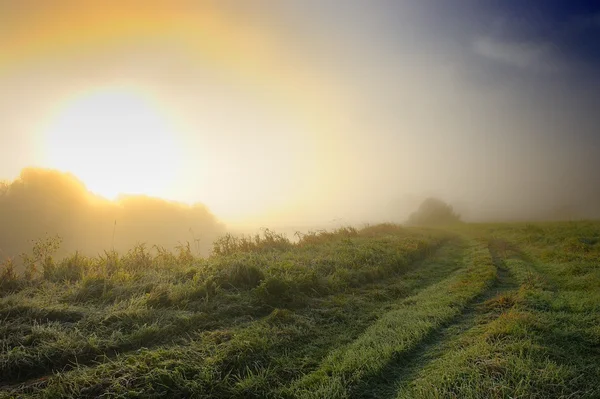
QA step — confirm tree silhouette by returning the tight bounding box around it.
[407,197,461,226]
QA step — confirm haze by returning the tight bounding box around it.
[1,1,600,255]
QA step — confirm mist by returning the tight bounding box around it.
[0,168,224,259]
[1,1,599,239]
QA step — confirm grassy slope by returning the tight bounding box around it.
[1,222,599,398]
[0,225,449,398]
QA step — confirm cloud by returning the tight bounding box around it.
[472,37,560,72]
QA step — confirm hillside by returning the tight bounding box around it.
[0,222,599,398]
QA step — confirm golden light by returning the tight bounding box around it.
[7,1,347,224]
[42,88,182,200]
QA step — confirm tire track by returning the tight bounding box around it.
[2,238,464,395]
[349,238,519,399]
[290,238,495,399]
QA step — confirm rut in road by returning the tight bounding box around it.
[351,239,519,399]
[1,239,464,396]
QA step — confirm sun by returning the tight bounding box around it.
[42,88,182,200]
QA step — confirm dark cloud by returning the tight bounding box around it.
[472,1,600,72]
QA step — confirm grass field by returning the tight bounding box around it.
[0,222,598,398]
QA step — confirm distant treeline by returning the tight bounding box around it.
[0,168,225,260]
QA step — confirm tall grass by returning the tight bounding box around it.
[0,224,447,389]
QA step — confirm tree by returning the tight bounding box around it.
[0,181,7,196]
[407,197,461,226]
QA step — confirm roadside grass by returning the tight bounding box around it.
[394,223,600,399]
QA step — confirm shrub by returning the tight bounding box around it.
[407,197,461,226]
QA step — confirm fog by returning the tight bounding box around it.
[0,169,224,259]
[1,1,599,252]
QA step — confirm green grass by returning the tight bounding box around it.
[289,239,495,399]
[1,222,599,398]
[392,223,600,399]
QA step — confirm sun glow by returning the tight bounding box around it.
[42,88,182,200]
[1,1,345,225]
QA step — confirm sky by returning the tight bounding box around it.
[1,0,600,227]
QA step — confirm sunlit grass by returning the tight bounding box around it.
[1,221,599,398]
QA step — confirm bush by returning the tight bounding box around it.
[407,197,461,226]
